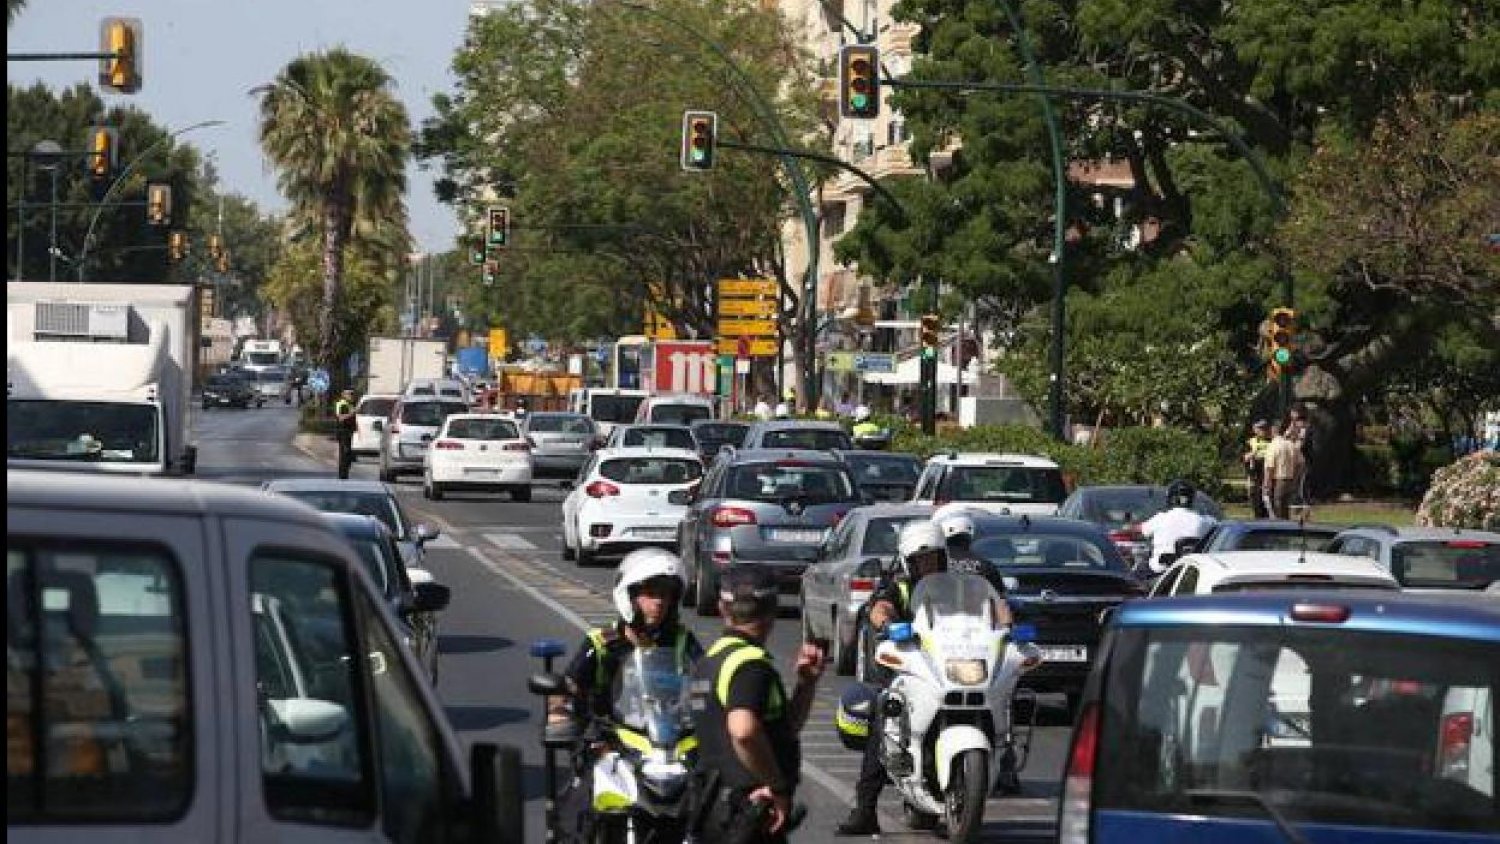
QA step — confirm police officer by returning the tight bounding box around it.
[932,504,1016,608]
[334,388,357,479]
[689,565,824,843]
[850,405,880,439]
[836,521,950,836]
[1243,419,1273,518]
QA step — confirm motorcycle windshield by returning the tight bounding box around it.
[910,571,1003,629]
[613,648,691,746]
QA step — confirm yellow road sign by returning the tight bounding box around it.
[718,277,778,297]
[716,318,777,337]
[718,297,778,318]
[717,337,778,357]
[488,328,509,360]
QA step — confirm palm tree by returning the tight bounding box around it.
[8,0,27,27]
[255,48,410,379]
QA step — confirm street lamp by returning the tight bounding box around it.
[30,140,65,283]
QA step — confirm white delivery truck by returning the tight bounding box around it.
[366,335,446,395]
[7,282,199,476]
[237,337,285,374]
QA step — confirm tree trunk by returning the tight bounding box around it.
[1292,334,1401,499]
[318,184,353,391]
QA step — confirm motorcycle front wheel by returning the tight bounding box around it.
[944,749,988,843]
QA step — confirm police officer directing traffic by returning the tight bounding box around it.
[689,564,825,842]
[333,388,357,479]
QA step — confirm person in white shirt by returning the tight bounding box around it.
[752,395,773,421]
[1141,479,1218,573]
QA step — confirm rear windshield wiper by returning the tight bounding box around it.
[1184,789,1309,844]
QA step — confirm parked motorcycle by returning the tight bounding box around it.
[529,641,697,844]
[864,572,1041,841]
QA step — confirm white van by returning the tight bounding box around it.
[633,393,716,426]
[569,387,648,439]
[7,469,523,843]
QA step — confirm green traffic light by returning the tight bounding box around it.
[921,346,936,360]
[1273,348,1292,365]
[851,93,868,109]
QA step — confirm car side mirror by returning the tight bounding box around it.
[267,698,349,743]
[527,672,566,697]
[1174,536,1199,555]
[414,523,439,545]
[667,489,693,506]
[372,420,384,431]
[410,581,451,613]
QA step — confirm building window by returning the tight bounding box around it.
[823,204,848,238]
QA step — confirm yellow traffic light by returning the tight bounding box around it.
[168,231,187,263]
[680,110,717,172]
[208,234,223,259]
[1266,307,1297,379]
[145,182,172,227]
[839,44,880,119]
[99,18,142,94]
[88,126,116,181]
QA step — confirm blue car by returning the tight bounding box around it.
[1060,590,1499,843]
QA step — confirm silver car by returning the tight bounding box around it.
[522,412,599,480]
[376,397,470,481]
[739,420,854,452]
[260,477,441,573]
[800,502,933,675]
[678,448,864,617]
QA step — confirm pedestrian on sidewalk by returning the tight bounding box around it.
[335,388,357,479]
[1263,415,1307,519]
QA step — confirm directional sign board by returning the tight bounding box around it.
[827,352,895,373]
[718,297,778,318]
[715,318,777,337]
[307,368,331,395]
[717,337,778,357]
[718,278,778,298]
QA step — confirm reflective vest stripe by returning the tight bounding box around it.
[586,626,691,688]
[711,638,784,718]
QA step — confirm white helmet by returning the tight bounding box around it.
[897,520,948,581]
[853,405,872,422]
[932,503,981,544]
[773,402,791,419]
[612,548,684,624]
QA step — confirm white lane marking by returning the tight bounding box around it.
[423,534,462,549]
[484,532,538,551]
[466,546,589,633]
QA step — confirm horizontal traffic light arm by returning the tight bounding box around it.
[6,200,147,212]
[6,51,123,61]
[715,139,907,224]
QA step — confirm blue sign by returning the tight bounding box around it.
[307,368,331,394]
[853,353,896,373]
[526,336,547,356]
[594,347,609,365]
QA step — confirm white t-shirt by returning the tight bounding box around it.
[752,401,773,421]
[1141,507,1217,572]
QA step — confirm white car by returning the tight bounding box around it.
[910,452,1068,516]
[423,413,534,502]
[561,447,703,566]
[351,393,398,455]
[405,377,470,404]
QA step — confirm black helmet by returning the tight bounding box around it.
[1166,479,1196,509]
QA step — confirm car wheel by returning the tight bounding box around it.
[511,485,532,503]
[833,612,856,676]
[201,401,210,410]
[694,561,717,617]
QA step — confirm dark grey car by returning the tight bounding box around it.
[521,411,598,479]
[740,420,854,452]
[1057,484,1223,571]
[835,450,924,503]
[679,449,863,616]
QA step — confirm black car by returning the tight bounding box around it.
[202,372,257,409]
[960,513,1143,707]
[835,450,923,503]
[688,419,750,463]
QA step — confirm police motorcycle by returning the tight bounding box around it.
[529,641,698,843]
[839,571,1041,843]
[850,405,893,450]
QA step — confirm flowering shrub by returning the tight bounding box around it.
[1416,450,1500,531]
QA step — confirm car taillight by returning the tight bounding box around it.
[1446,540,1489,549]
[712,506,758,528]
[1439,712,1474,778]
[433,440,464,450]
[1289,603,1351,623]
[849,577,876,593]
[1057,701,1099,844]
[502,441,531,452]
[1107,525,1142,544]
[585,480,620,498]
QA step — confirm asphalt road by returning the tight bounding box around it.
[197,403,1068,842]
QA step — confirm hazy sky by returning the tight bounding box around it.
[8,0,476,254]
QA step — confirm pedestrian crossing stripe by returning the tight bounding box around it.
[422,534,461,549]
[483,532,537,550]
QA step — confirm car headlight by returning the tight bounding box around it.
[945,659,988,685]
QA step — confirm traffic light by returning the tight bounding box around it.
[481,260,498,286]
[168,230,186,263]
[486,207,510,249]
[839,44,880,119]
[468,237,486,266]
[215,249,230,273]
[87,126,117,183]
[680,110,717,172]
[920,313,940,357]
[1266,307,1297,378]
[99,17,143,94]
[208,233,224,260]
[145,181,172,227]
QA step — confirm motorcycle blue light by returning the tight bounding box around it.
[887,622,914,643]
[530,638,567,659]
[1010,623,1038,643]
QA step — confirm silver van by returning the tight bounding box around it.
[7,469,522,843]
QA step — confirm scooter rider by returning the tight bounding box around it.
[546,549,704,836]
[1141,479,1218,573]
[835,521,951,836]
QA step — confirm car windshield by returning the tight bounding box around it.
[861,516,929,556]
[257,370,286,383]
[945,465,1067,504]
[599,456,703,485]
[590,394,646,423]
[1089,489,1220,527]
[280,490,405,539]
[446,417,519,440]
[761,428,852,450]
[400,402,468,426]
[206,376,244,388]
[1392,540,1500,590]
[692,422,748,445]
[8,399,161,464]
[620,428,695,450]
[357,397,395,418]
[650,404,711,425]
[845,455,921,485]
[244,351,279,366]
[971,532,1122,571]
[1096,623,1498,835]
[727,462,857,504]
[529,414,594,434]
[1231,528,1340,552]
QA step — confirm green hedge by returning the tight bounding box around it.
[298,402,340,436]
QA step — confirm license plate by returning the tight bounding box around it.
[769,529,825,544]
[1037,645,1089,662]
[634,528,675,539]
[465,468,499,477]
